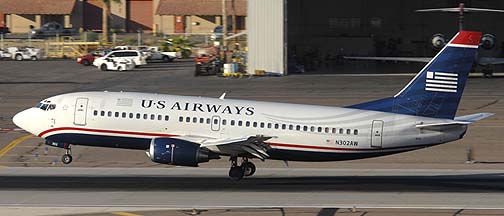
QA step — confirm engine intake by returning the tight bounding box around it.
[148,138,220,167]
[480,34,496,50]
[431,34,446,49]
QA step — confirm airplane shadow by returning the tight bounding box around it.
[1,173,503,192]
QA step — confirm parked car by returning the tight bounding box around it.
[6,47,42,61]
[140,46,175,62]
[76,49,111,66]
[93,50,147,70]
[98,58,135,71]
[0,26,10,35]
[0,49,13,60]
[30,22,77,38]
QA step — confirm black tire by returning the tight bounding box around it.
[242,161,256,177]
[61,154,73,164]
[100,64,108,71]
[117,66,123,72]
[82,59,90,66]
[229,166,244,181]
[30,56,38,61]
[162,55,170,63]
[15,54,23,61]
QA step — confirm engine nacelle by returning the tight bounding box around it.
[431,34,446,49]
[148,138,220,167]
[480,34,496,50]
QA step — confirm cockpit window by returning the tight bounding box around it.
[35,102,56,111]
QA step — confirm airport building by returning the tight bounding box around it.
[249,0,504,75]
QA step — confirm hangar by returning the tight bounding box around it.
[248,0,504,75]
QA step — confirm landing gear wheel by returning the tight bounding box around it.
[242,161,256,177]
[61,154,72,164]
[229,166,244,181]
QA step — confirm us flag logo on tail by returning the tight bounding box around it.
[425,71,458,93]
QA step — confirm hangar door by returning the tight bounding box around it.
[128,0,153,32]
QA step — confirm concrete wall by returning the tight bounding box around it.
[248,0,286,75]
[7,14,40,33]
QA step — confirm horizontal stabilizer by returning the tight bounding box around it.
[417,113,494,130]
[454,112,495,122]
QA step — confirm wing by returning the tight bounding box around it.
[344,56,432,63]
[177,134,275,160]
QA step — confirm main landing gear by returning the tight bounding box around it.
[228,157,256,181]
[61,144,73,164]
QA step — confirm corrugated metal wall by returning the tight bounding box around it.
[248,0,286,75]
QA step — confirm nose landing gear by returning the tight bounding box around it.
[228,157,256,181]
[61,145,73,164]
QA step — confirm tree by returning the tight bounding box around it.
[101,0,121,43]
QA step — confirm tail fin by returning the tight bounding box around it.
[348,31,482,119]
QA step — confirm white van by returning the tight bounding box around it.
[93,50,147,70]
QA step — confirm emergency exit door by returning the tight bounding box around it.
[371,120,384,148]
[74,98,88,126]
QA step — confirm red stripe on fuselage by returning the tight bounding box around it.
[38,127,177,138]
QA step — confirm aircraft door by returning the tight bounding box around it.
[371,120,384,148]
[211,115,221,131]
[74,98,89,126]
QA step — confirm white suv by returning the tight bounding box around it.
[93,50,147,69]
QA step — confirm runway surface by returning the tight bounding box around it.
[1,167,504,214]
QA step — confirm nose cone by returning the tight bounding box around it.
[13,109,35,135]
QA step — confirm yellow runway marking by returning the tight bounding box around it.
[0,134,34,158]
[111,212,143,216]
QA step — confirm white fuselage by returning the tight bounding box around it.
[14,91,466,161]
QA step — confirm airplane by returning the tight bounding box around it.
[13,31,493,180]
[345,3,504,78]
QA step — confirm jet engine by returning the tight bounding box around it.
[147,138,220,167]
[431,34,446,49]
[480,34,496,50]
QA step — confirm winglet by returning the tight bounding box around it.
[219,92,226,100]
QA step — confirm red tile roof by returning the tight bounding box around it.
[156,0,246,16]
[0,0,76,15]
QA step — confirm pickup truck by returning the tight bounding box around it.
[30,22,77,38]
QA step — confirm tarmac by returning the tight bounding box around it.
[0,60,503,215]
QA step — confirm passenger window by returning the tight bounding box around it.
[100,111,105,116]
[246,121,250,127]
[267,123,272,128]
[303,126,308,131]
[346,129,351,134]
[260,122,265,128]
[179,116,183,122]
[253,122,257,127]
[354,129,358,135]
[282,124,286,130]
[289,125,293,130]
[310,126,315,132]
[93,110,98,116]
[165,115,169,121]
[318,127,322,133]
[150,114,155,120]
[143,114,148,119]
[325,127,329,133]
[186,117,190,122]
[214,119,219,124]
[158,115,162,120]
[206,118,211,124]
[274,124,279,129]
[238,121,243,126]
[222,119,227,125]
[136,113,141,119]
[108,111,112,117]
[296,125,301,131]
[231,120,235,126]
[200,118,204,123]
[129,113,133,118]
[332,128,336,134]
[115,112,119,117]
[193,117,197,123]
[339,128,344,134]
[122,112,126,118]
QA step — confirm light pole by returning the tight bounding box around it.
[137,28,142,46]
